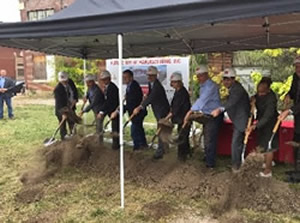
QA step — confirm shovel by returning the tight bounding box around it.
[149,117,172,149]
[265,118,281,153]
[241,101,256,163]
[44,116,67,147]
[123,113,135,129]
[241,118,253,163]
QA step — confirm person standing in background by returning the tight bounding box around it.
[0,69,16,120]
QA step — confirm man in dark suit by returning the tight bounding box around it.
[211,68,250,172]
[54,71,78,140]
[80,74,105,142]
[133,66,170,159]
[0,69,16,119]
[165,71,191,161]
[118,69,147,150]
[280,56,300,173]
[97,70,120,150]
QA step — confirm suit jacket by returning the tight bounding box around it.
[171,86,191,124]
[83,84,105,114]
[100,81,119,116]
[225,81,250,132]
[54,83,69,116]
[1,77,16,98]
[255,90,278,130]
[125,80,147,120]
[54,78,78,115]
[288,73,300,133]
[68,78,79,103]
[141,79,169,120]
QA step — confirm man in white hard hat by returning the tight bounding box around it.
[133,65,170,159]
[97,70,120,150]
[211,68,250,172]
[80,74,105,142]
[279,56,300,176]
[184,64,223,168]
[53,71,79,139]
[165,71,191,161]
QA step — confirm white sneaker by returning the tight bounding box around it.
[259,171,272,178]
[262,161,275,169]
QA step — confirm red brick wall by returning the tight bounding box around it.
[208,52,233,75]
[0,47,22,80]
[19,0,75,91]
[20,0,75,21]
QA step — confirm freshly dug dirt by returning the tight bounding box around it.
[142,200,174,221]
[158,119,174,144]
[15,184,44,203]
[19,135,300,219]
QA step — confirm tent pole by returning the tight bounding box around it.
[83,59,87,126]
[117,33,125,209]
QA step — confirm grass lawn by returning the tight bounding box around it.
[0,100,300,222]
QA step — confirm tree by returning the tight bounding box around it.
[55,56,102,96]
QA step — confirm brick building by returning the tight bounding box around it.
[0,47,24,80]
[19,0,75,91]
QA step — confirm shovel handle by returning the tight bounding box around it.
[123,113,135,129]
[272,119,281,133]
[52,115,67,137]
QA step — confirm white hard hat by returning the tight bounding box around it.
[170,71,182,81]
[99,70,111,79]
[223,68,236,78]
[84,74,95,82]
[58,71,68,82]
[146,66,158,75]
[294,56,300,65]
[195,65,208,75]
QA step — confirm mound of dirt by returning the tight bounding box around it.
[142,200,174,221]
[15,185,44,203]
[211,152,300,215]
[20,135,94,185]
[18,135,300,218]
[158,119,174,144]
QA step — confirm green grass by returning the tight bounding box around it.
[0,99,299,222]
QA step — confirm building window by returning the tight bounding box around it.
[15,57,24,81]
[28,9,54,21]
[33,56,47,80]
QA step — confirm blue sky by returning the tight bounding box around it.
[0,0,20,22]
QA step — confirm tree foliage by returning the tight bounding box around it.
[55,56,102,96]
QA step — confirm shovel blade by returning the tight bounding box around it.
[43,137,57,147]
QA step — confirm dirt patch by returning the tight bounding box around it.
[23,209,62,223]
[19,135,300,217]
[158,119,174,144]
[15,185,44,203]
[142,200,174,220]
[211,152,299,216]
[20,135,93,185]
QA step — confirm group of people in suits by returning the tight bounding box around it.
[54,58,300,178]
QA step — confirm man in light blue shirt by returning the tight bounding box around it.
[0,69,15,120]
[184,65,223,168]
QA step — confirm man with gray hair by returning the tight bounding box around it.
[184,65,223,168]
[211,68,250,172]
[97,70,120,150]
[80,74,105,142]
[54,71,78,140]
[133,65,170,159]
